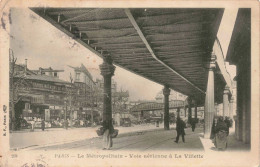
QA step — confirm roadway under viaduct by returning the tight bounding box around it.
[32,8,234,139]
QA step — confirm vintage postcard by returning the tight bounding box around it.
[0,0,259,166]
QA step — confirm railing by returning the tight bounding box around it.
[130,100,185,112]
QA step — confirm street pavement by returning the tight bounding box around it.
[10,124,249,151]
[33,127,204,151]
[10,123,174,150]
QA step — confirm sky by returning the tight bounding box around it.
[10,8,238,101]
[217,8,238,79]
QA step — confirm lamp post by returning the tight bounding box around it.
[69,74,73,121]
[64,101,67,128]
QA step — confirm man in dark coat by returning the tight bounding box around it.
[65,119,69,130]
[41,119,45,131]
[174,117,186,143]
[191,118,196,132]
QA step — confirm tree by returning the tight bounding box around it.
[9,49,30,130]
[112,90,129,125]
[88,84,100,126]
[64,73,74,122]
[9,49,17,131]
[113,91,129,113]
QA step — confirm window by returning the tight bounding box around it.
[25,103,30,110]
[54,72,58,77]
[76,73,80,81]
[38,83,43,88]
[49,95,54,99]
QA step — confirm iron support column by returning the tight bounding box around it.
[214,103,218,116]
[194,102,198,120]
[204,53,216,139]
[163,86,170,130]
[188,97,192,124]
[229,97,234,119]
[99,56,115,123]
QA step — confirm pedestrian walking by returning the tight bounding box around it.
[41,119,45,131]
[102,119,114,150]
[174,117,186,143]
[65,119,69,130]
[31,118,35,132]
[191,118,196,132]
[156,120,159,127]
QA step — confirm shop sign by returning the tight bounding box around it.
[55,106,62,109]
[49,106,55,109]
[23,109,32,113]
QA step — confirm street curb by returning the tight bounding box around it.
[10,127,98,133]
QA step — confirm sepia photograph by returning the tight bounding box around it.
[0,1,259,167]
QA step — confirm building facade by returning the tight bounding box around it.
[10,63,71,129]
[68,64,98,122]
[226,9,251,145]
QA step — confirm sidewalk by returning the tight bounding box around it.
[199,127,250,152]
[10,123,175,150]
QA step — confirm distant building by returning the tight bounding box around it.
[68,64,99,122]
[95,78,117,94]
[32,67,64,78]
[11,62,71,123]
[95,78,130,125]
[155,90,187,103]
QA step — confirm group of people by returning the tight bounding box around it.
[30,117,45,131]
[100,116,231,151]
[174,116,231,151]
[100,117,191,150]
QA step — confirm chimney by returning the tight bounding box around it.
[24,59,27,75]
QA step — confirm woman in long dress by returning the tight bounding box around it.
[102,120,114,150]
[214,117,229,150]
